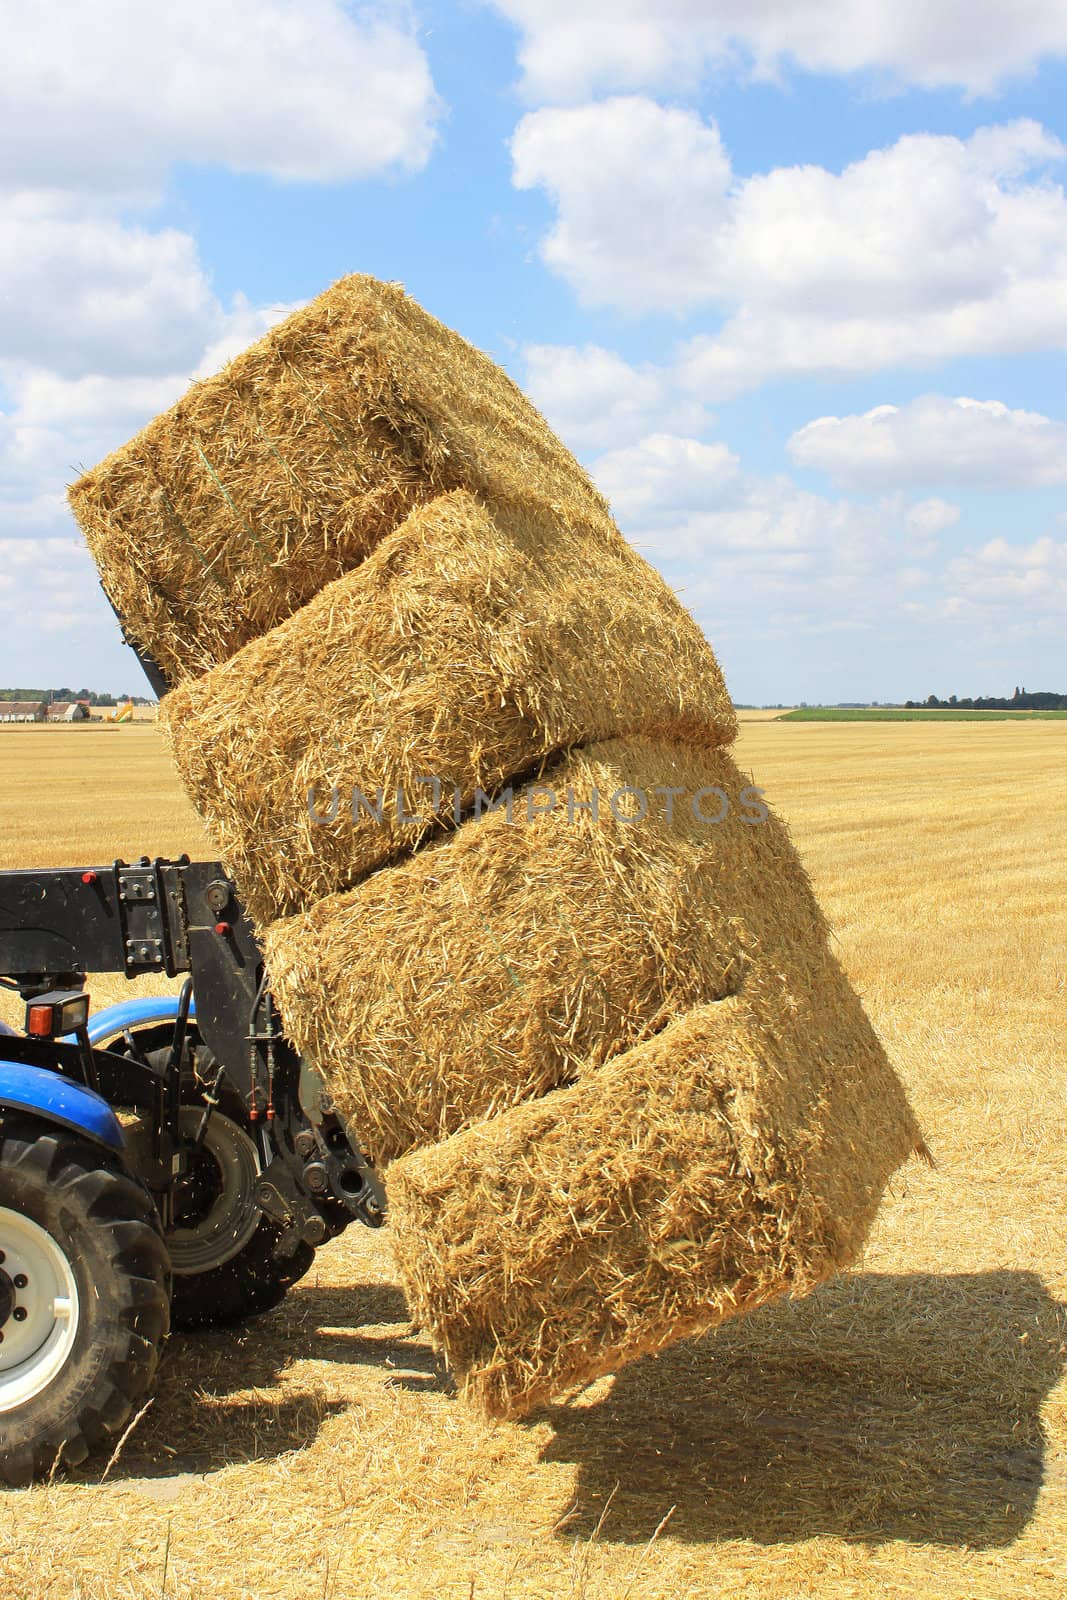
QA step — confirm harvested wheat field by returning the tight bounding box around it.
[0,720,1064,1600]
[162,492,734,923]
[68,276,612,685]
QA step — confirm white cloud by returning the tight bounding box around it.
[715,121,1063,315]
[513,105,1067,390]
[580,427,1062,701]
[522,343,709,451]
[0,6,440,389]
[0,301,302,554]
[0,371,190,536]
[589,430,955,577]
[0,536,100,644]
[0,7,433,381]
[0,184,303,384]
[512,99,732,313]
[0,1,440,195]
[0,4,440,687]
[594,433,741,527]
[0,298,308,685]
[193,298,305,379]
[681,120,1067,392]
[789,396,1067,490]
[904,498,960,550]
[0,196,224,377]
[946,535,1067,611]
[490,0,1067,101]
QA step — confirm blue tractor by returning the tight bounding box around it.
[0,850,385,1484]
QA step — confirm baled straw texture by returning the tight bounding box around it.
[69,275,613,683]
[262,737,885,1167]
[388,958,924,1421]
[162,491,735,925]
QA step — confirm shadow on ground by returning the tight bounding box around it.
[67,1264,1066,1553]
[539,1269,1067,1550]
[68,1281,429,1482]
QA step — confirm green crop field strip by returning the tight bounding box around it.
[778,706,1067,722]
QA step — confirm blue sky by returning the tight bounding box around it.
[2,2,1066,704]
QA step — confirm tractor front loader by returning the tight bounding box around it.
[0,854,385,1484]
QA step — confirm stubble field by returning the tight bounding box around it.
[0,720,1064,1599]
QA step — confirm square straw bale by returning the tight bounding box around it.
[387,976,924,1420]
[162,491,736,924]
[69,276,614,684]
[261,736,908,1168]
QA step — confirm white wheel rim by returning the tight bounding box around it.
[0,1206,81,1412]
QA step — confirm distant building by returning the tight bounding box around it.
[46,701,91,722]
[0,700,47,723]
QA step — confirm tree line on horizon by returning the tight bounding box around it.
[903,687,1066,710]
[0,687,153,706]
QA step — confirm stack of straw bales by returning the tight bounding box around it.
[69,275,922,1420]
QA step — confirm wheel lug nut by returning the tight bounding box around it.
[12,1274,27,1289]
[13,1307,27,1322]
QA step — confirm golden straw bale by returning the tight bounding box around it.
[162,492,735,924]
[387,974,924,1421]
[68,276,614,684]
[261,737,893,1167]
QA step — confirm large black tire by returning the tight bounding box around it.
[0,1119,170,1486]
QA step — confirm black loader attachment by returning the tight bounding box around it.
[0,855,386,1249]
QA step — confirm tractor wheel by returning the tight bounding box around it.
[153,1048,315,1331]
[0,1118,170,1486]
[103,1027,317,1331]
[167,1102,313,1329]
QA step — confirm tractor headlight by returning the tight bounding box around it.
[26,990,90,1039]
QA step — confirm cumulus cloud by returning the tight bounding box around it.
[513,105,1067,390]
[0,371,188,511]
[589,429,955,577]
[0,197,225,378]
[512,99,732,313]
[0,3,441,390]
[0,536,102,647]
[192,298,305,379]
[0,294,300,542]
[577,426,1060,700]
[522,343,709,450]
[681,120,1067,393]
[789,396,1067,490]
[0,4,441,683]
[490,0,1067,101]
[946,535,1067,610]
[593,433,741,527]
[0,0,440,196]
